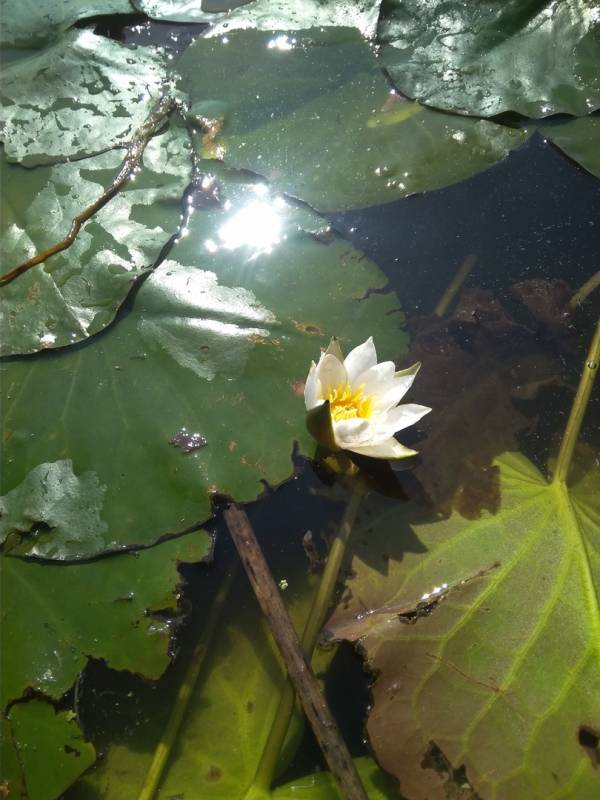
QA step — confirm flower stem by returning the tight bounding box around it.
[246,491,362,798]
[433,253,477,317]
[569,270,600,310]
[137,560,237,800]
[552,319,600,486]
[224,502,368,800]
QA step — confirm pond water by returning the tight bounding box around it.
[1,4,599,800]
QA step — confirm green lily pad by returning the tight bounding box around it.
[0,125,189,357]
[273,757,397,799]
[1,164,406,556]
[0,531,211,709]
[131,0,249,22]
[0,29,168,166]
[204,0,383,39]
[326,451,600,800]
[0,460,108,559]
[542,116,600,179]
[377,0,600,118]
[4,700,96,800]
[0,0,133,48]
[176,28,528,212]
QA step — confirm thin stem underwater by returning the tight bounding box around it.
[552,318,600,485]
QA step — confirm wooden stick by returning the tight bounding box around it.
[0,95,176,287]
[433,253,477,317]
[223,503,368,800]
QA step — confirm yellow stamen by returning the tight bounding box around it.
[325,383,374,421]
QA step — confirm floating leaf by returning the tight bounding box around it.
[0,531,211,708]
[0,29,168,167]
[1,165,406,555]
[3,700,96,800]
[0,126,189,356]
[326,452,600,799]
[177,28,528,212]
[0,0,133,48]
[272,757,397,799]
[0,459,108,559]
[131,0,252,22]
[542,116,600,180]
[377,0,600,118]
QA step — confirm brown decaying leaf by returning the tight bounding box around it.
[402,288,562,518]
[510,278,573,331]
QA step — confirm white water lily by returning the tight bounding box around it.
[304,336,431,459]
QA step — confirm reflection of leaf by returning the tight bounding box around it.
[0,127,189,356]
[378,0,600,118]
[0,531,211,708]
[177,28,528,212]
[0,0,132,48]
[0,460,107,559]
[326,452,600,800]
[1,166,406,554]
[404,289,563,517]
[541,116,600,180]
[0,29,167,166]
[4,700,96,800]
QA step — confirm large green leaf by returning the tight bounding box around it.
[0,531,211,709]
[131,0,250,22]
[0,0,133,48]
[176,27,528,212]
[3,700,96,800]
[0,29,168,166]
[1,164,406,556]
[0,126,189,357]
[326,452,600,799]
[377,0,600,118]
[542,116,600,179]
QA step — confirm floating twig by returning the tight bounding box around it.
[224,503,368,800]
[0,95,177,287]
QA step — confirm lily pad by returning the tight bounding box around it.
[326,452,600,799]
[0,0,133,48]
[0,29,168,166]
[177,27,529,212]
[1,165,406,557]
[0,460,108,559]
[377,0,600,118]
[3,700,96,800]
[542,116,600,179]
[0,530,211,709]
[131,0,249,22]
[0,125,189,357]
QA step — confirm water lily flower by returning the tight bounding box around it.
[304,336,431,459]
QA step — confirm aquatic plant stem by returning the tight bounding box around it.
[552,318,600,485]
[433,253,477,317]
[569,269,600,310]
[246,492,362,798]
[137,560,237,800]
[0,95,176,288]
[224,503,368,800]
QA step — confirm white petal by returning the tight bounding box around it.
[315,353,347,393]
[377,362,422,410]
[343,337,377,383]
[377,403,431,433]
[333,417,371,446]
[354,361,396,399]
[346,437,418,459]
[304,361,322,410]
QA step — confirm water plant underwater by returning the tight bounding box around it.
[1,1,600,799]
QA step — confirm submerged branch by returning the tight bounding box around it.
[0,95,177,288]
[224,503,368,800]
[569,270,600,310]
[552,318,600,485]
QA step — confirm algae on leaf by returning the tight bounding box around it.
[378,0,600,118]
[0,29,168,166]
[176,27,528,212]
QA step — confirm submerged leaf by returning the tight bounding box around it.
[0,531,211,708]
[0,29,167,166]
[176,27,529,212]
[326,452,600,799]
[377,0,600,118]
[0,459,107,559]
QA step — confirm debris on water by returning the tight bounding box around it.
[169,428,208,453]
